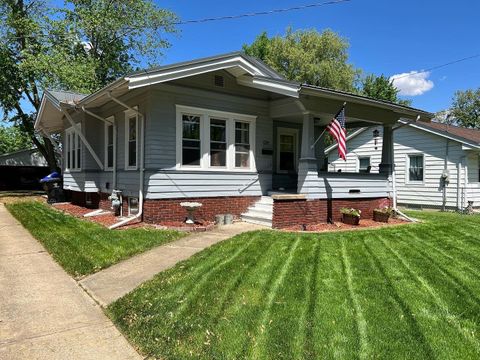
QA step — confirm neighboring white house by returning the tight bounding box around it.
[326,121,480,210]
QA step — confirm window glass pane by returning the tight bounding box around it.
[107,145,113,168]
[72,134,76,169]
[235,122,250,168]
[279,134,295,172]
[182,115,201,166]
[359,157,370,173]
[409,155,423,181]
[210,118,226,167]
[66,133,71,169]
[76,133,81,169]
[129,117,136,140]
[128,141,136,167]
[106,125,114,168]
[182,115,200,139]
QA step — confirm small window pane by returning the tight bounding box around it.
[409,155,423,181]
[128,141,136,167]
[359,157,370,173]
[210,119,226,167]
[127,117,137,167]
[182,115,201,166]
[235,122,250,168]
[129,117,136,140]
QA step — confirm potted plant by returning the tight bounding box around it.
[373,207,394,223]
[340,208,361,225]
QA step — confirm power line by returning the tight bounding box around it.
[391,53,480,80]
[2,0,351,40]
[173,0,351,25]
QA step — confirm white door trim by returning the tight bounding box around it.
[277,127,299,174]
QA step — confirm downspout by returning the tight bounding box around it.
[108,93,145,229]
[442,140,449,211]
[457,159,462,210]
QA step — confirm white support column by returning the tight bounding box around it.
[61,107,104,170]
[379,124,394,176]
[298,112,318,194]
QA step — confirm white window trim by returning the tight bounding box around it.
[124,108,139,171]
[405,153,425,185]
[175,105,257,172]
[276,127,298,174]
[104,117,115,171]
[65,124,82,172]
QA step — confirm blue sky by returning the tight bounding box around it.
[158,0,480,113]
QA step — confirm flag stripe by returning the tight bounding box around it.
[327,106,347,160]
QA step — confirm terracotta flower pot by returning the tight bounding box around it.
[373,212,390,223]
[342,213,360,225]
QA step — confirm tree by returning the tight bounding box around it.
[0,0,176,171]
[451,88,480,128]
[0,125,32,154]
[360,74,412,106]
[243,28,360,92]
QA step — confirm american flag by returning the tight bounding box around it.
[327,105,347,160]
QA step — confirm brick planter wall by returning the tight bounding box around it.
[272,197,391,229]
[143,196,260,223]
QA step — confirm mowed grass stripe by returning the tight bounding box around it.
[108,211,480,359]
[341,241,368,359]
[361,237,436,359]
[380,238,480,356]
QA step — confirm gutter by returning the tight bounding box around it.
[107,93,145,229]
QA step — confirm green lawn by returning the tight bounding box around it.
[6,201,184,277]
[108,211,480,359]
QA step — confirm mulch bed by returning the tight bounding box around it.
[52,203,143,229]
[282,217,409,232]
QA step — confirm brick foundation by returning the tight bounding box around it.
[143,196,260,223]
[272,197,391,229]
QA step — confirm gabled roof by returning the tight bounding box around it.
[35,51,434,133]
[325,120,480,155]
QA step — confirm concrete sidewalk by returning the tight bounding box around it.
[0,204,141,360]
[80,222,265,306]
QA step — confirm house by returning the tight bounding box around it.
[0,148,47,166]
[326,121,480,210]
[0,148,50,190]
[34,52,433,228]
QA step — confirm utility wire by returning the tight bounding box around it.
[173,0,351,25]
[391,53,480,80]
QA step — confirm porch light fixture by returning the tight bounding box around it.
[373,129,380,150]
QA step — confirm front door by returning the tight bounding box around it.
[277,128,298,174]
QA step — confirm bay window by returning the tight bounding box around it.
[176,105,256,171]
[65,125,81,171]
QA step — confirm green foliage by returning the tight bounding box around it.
[0,125,32,154]
[340,207,362,217]
[108,210,480,359]
[243,28,360,92]
[361,74,412,106]
[0,0,177,169]
[451,88,480,128]
[6,201,184,277]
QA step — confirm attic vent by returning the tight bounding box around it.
[214,75,225,87]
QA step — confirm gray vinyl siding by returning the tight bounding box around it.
[328,125,480,208]
[298,172,390,199]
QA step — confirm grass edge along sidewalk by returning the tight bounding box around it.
[6,201,185,278]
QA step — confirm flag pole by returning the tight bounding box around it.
[310,102,347,149]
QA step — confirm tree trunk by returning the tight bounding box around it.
[32,135,59,172]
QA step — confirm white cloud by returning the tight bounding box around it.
[389,71,434,96]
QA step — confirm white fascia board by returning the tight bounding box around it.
[127,57,265,89]
[34,91,63,131]
[237,76,300,98]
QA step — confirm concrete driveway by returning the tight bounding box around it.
[0,204,141,360]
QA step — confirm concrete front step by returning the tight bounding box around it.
[241,196,274,228]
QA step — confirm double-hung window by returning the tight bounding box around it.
[65,125,81,171]
[176,105,255,171]
[408,154,424,182]
[125,109,138,170]
[105,119,114,170]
